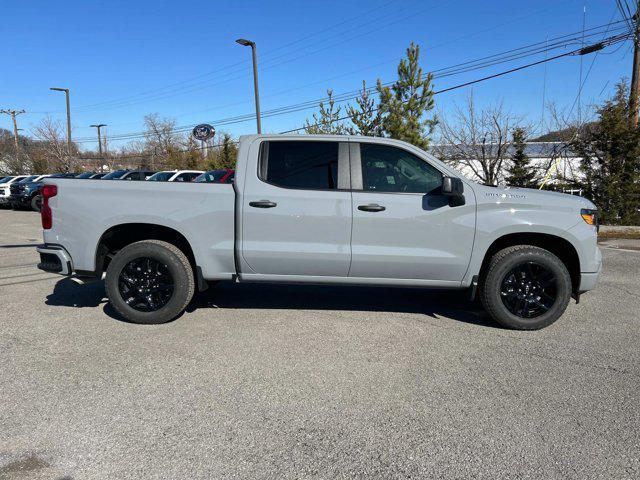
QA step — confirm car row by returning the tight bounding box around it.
[0,168,235,212]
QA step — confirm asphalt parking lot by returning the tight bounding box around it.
[1,209,639,479]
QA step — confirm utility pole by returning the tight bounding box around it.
[0,109,26,162]
[90,123,106,171]
[629,1,640,126]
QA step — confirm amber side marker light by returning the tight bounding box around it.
[580,208,598,229]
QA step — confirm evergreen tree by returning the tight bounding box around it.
[574,81,640,225]
[376,42,436,149]
[506,127,537,187]
[347,80,382,136]
[304,90,347,134]
[210,133,237,169]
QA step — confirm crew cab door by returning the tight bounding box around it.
[240,139,352,277]
[349,141,476,284]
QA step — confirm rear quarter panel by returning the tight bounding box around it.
[42,179,236,279]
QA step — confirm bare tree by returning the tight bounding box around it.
[31,116,77,172]
[436,93,521,185]
[143,113,180,169]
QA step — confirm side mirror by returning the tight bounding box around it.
[442,177,465,207]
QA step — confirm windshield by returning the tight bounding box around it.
[75,172,95,179]
[1,176,15,183]
[196,170,228,183]
[101,170,128,180]
[147,171,175,181]
[18,176,38,183]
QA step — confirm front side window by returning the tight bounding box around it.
[360,143,442,194]
[261,141,339,190]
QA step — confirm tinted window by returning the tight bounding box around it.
[262,141,339,190]
[175,172,200,182]
[360,144,442,194]
[102,170,128,180]
[147,172,174,181]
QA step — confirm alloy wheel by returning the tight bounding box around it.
[500,261,557,318]
[118,257,175,312]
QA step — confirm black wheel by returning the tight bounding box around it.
[31,195,42,212]
[105,240,195,324]
[480,245,572,330]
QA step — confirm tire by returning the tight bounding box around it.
[105,240,195,324]
[480,245,572,330]
[31,195,42,212]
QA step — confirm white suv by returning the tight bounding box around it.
[0,175,29,206]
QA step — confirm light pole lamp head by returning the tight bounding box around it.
[90,124,107,128]
[235,38,255,47]
[50,87,69,92]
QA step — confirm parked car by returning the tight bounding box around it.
[101,169,156,181]
[195,169,235,184]
[147,170,204,182]
[23,173,77,211]
[37,134,601,330]
[9,174,51,210]
[0,175,29,207]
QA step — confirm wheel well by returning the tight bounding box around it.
[479,233,581,292]
[95,223,196,276]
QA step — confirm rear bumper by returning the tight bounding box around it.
[36,244,73,275]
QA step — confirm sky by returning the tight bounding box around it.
[0,0,633,151]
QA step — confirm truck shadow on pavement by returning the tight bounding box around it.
[46,278,498,328]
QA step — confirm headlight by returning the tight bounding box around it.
[580,209,599,229]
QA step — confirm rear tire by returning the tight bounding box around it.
[105,240,195,324]
[480,245,572,330]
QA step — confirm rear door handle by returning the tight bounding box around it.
[358,204,386,212]
[249,200,277,208]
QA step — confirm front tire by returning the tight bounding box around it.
[105,240,195,324]
[480,245,572,330]
[31,195,42,212]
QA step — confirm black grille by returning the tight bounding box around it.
[10,184,25,195]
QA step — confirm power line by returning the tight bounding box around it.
[73,27,630,144]
[280,35,627,134]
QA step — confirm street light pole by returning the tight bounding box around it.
[236,38,262,133]
[90,123,107,171]
[50,87,73,167]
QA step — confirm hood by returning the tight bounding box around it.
[472,185,596,210]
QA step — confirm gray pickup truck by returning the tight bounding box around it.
[37,134,601,330]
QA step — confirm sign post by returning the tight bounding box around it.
[192,124,216,160]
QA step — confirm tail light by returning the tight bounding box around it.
[41,184,57,230]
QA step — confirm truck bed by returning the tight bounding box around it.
[43,179,236,279]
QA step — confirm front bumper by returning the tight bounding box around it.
[36,245,73,275]
[8,194,30,206]
[578,247,602,293]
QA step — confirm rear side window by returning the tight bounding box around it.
[175,172,200,182]
[360,143,442,194]
[260,141,339,190]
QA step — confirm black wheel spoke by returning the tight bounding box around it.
[118,257,175,312]
[500,261,558,319]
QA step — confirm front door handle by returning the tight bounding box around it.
[358,204,386,212]
[249,200,277,208]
